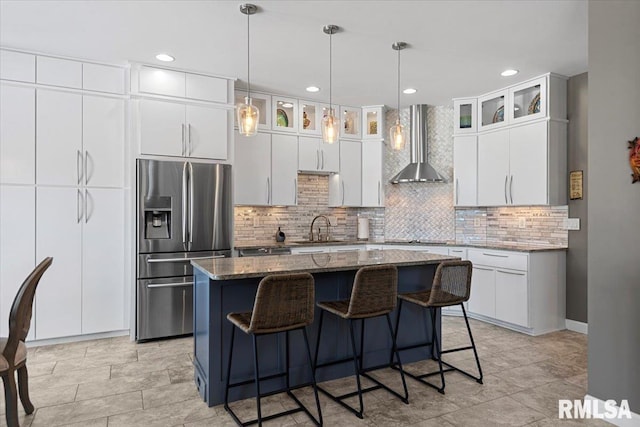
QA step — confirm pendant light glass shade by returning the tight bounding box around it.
[237,97,259,136]
[237,4,259,136]
[322,108,339,144]
[322,25,340,144]
[390,42,407,151]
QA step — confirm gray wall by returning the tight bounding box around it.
[566,73,588,323]
[588,0,640,412]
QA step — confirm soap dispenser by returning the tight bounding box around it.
[276,227,286,242]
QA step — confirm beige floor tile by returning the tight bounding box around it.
[409,416,457,427]
[142,381,201,409]
[25,361,57,377]
[53,350,138,373]
[31,391,142,427]
[529,417,612,426]
[0,412,34,427]
[441,395,547,426]
[76,370,171,401]
[493,363,562,389]
[0,384,77,415]
[107,398,217,427]
[183,413,237,427]
[27,343,87,363]
[168,366,194,384]
[510,380,588,418]
[440,374,524,408]
[110,353,192,378]
[30,365,111,389]
[564,372,588,391]
[56,417,108,427]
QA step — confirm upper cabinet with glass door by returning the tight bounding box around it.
[508,77,546,124]
[340,106,361,139]
[298,101,321,135]
[453,99,477,134]
[362,105,385,139]
[272,96,298,133]
[478,90,508,131]
[234,91,271,131]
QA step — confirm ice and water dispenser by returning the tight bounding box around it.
[143,197,171,239]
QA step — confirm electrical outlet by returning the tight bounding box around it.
[473,218,481,227]
[518,217,526,229]
[253,217,260,227]
[567,218,580,231]
[328,216,338,226]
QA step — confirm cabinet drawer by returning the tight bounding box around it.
[83,63,125,94]
[37,56,82,88]
[186,73,227,103]
[467,249,527,271]
[0,50,35,82]
[139,66,185,97]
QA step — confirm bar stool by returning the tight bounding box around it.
[394,260,483,394]
[224,273,322,426]
[314,265,408,419]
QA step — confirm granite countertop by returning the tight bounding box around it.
[234,240,567,253]
[192,249,457,280]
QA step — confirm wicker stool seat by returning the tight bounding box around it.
[394,260,483,394]
[224,273,322,427]
[314,265,408,419]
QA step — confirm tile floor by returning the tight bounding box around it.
[1,317,608,427]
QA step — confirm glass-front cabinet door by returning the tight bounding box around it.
[299,101,321,135]
[508,77,547,124]
[478,90,508,131]
[453,98,477,134]
[234,91,271,130]
[362,105,385,139]
[271,96,298,133]
[340,106,361,139]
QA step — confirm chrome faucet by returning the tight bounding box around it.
[309,215,331,242]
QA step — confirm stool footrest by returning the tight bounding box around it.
[441,345,474,354]
[439,359,483,384]
[396,340,434,352]
[227,371,290,389]
[391,364,445,394]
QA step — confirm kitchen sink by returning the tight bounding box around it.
[289,240,345,244]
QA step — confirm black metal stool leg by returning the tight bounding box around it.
[302,328,323,426]
[462,304,483,384]
[285,330,291,391]
[391,299,404,365]
[386,313,409,403]
[430,308,446,394]
[224,325,236,408]
[252,335,262,426]
[349,319,365,419]
[313,309,325,374]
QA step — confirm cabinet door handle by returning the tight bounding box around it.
[266,177,270,204]
[181,124,186,156]
[378,181,381,205]
[483,252,508,258]
[76,150,83,185]
[473,266,493,272]
[497,269,525,276]
[321,150,325,169]
[316,149,320,170]
[294,178,298,204]
[84,151,89,185]
[188,124,192,156]
[451,250,464,253]
[504,175,508,204]
[147,281,194,288]
[84,189,91,223]
[76,189,83,223]
[342,180,345,206]
[455,178,459,205]
[509,175,514,204]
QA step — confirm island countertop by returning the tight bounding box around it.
[191,249,458,280]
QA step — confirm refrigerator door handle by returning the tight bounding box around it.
[147,255,224,264]
[188,162,194,244]
[182,162,188,244]
[146,281,194,288]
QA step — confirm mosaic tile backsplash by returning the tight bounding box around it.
[234,105,568,247]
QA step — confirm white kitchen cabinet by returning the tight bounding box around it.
[138,66,185,98]
[0,50,35,83]
[234,132,272,206]
[36,90,83,186]
[477,129,509,206]
[185,73,227,103]
[330,140,361,207]
[35,187,83,339]
[391,245,450,256]
[138,98,228,160]
[137,66,228,103]
[234,91,271,130]
[508,121,548,205]
[272,96,298,133]
[82,63,125,95]
[478,90,507,131]
[1,85,35,184]
[508,77,546,124]
[298,136,339,174]
[36,56,82,89]
[270,134,298,206]
[362,106,385,140]
[453,98,477,134]
[82,188,125,334]
[0,186,35,339]
[83,96,125,188]
[361,140,384,207]
[340,106,361,139]
[185,105,228,160]
[453,135,478,206]
[466,248,565,335]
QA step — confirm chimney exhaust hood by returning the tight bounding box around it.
[390,104,446,184]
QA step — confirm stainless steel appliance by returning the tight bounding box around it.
[136,160,232,341]
[237,247,291,257]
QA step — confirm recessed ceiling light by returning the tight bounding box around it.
[155,53,175,62]
[403,88,417,94]
[282,103,294,108]
[501,69,519,77]
[306,86,320,92]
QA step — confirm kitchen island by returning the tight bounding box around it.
[191,249,458,406]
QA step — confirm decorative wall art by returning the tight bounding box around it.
[629,136,640,183]
[570,170,583,200]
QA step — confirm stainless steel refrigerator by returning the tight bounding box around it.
[136,160,232,341]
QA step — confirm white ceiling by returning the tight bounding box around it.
[0,0,588,107]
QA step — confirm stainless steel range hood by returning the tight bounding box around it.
[390,104,446,183]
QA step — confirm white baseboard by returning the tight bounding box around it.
[26,329,130,348]
[566,319,588,335]
[584,395,640,426]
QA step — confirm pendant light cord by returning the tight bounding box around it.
[397,47,400,121]
[329,30,333,111]
[247,10,251,99]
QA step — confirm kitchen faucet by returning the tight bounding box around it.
[309,215,331,242]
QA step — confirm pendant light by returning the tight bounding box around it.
[390,42,408,151]
[321,25,340,144]
[237,4,259,136]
